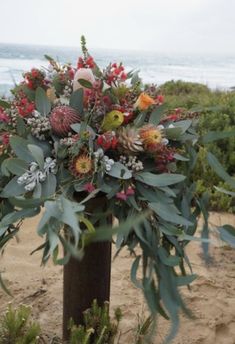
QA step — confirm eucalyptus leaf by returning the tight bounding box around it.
[214,186,235,197]
[201,130,235,144]
[0,207,40,227]
[149,202,193,226]
[149,104,166,125]
[28,144,44,169]
[173,153,189,161]
[218,225,235,248]
[106,162,132,180]
[207,152,235,188]
[16,116,27,136]
[0,99,11,109]
[2,158,28,176]
[134,112,147,127]
[130,255,142,288]
[41,174,57,197]
[176,274,197,287]
[158,247,181,267]
[69,89,84,113]
[35,87,51,116]
[164,127,183,140]
[0,176,26,198]
[135,172,185,187]
[9,196,44,208]
[10,136,34,163]
[77,78,93,89]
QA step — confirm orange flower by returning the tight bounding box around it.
[134,93,155,111]
[70,154,93,177]
[139,124,164,152]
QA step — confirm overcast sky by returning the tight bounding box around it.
[0,0,234,54]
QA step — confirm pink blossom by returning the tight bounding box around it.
[0,112,10,123]
[84,183,95,193]
[0,133,10,145]
[116,191,127,201]
[126,187,135,196]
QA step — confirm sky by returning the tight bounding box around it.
[0,0,234,54]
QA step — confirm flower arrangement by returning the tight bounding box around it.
[0,37,210,341]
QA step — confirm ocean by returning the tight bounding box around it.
[0,43,234,96]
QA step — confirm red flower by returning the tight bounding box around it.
[155,145,175,172]
[161,113,180,123]
[0,109,10,123]
[86,56,95,68]
[27,80,34,89]
[77,57,84,69]
[123,111,134,124]
[77,56,95,69]
[1,133,10,145]
[97,132,118,150]
[31,68,39,78]
[156,95,164,104]
[103,95,112,106]
[120,72,127,81]
[16,98,35,117]
[68,68,75,80]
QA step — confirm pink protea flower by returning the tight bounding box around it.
[73,68,95,92]
[49,105,80,137]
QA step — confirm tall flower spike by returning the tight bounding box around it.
[81,35,88,59]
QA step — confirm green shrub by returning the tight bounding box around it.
[160,81,235,211]
[68,300,122,344]
[0,304,41,344]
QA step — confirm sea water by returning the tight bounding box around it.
[0,43,234,96]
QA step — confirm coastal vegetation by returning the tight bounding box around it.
[160,80,235,212]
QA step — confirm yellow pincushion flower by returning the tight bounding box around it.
[134,93,155,111]
[139,124,167,152]
[71,154,93,177]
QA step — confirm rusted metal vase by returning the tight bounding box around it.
[63,195,112,340]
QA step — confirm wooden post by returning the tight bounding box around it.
[63,196,112,341]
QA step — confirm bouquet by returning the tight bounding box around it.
[0,37,208,341]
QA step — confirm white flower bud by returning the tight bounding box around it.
[25,181,36,191]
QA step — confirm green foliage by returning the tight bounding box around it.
[160,80,210,97]
[0,305,41,344]
[134,314,154,344]
[68,300,122,344]
[160,80,235,211]
[35,87,51,116]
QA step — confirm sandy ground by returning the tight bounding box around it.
[0,213,235,343]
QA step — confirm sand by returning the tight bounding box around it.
[0,212,235,343]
